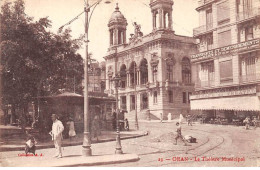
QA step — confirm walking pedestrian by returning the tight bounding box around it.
[112,112,117,130]
[49,114,64,158]
[160,113,163,123]
[66,117,76,141]
[125,118,129,131]
[187,114,192,126]
[92,115,100,141]
[179,114,184,124]
[174,122,187,146]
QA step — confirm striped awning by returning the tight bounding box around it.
[191,95,260,111]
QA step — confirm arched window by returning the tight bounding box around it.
[140,59,148,85]
[129,62,137,87]
[119,64,127,88]
[182,57,191,84]
[166,53,175,81]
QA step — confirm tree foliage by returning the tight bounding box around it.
[1,0,84,109]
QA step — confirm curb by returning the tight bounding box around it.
[15,154,140,167]
[0,133,148,152]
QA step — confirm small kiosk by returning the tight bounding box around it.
[35,92,116,135]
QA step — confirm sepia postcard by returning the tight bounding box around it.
[0,0,260,167]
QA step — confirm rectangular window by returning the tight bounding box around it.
[236,0,240,14]
[199,61,215,87]
[130,95,136,110]
[218,30,231,47]
[121,96,127,110]
[153,91,158,104]
[217,0,230,25]
[168,90,173,103]
[183,92,187,104]
[109,76,112,89]
[188,92,192,104]
[141,93,148,110]
[167,65,173,81]
[152,66,158,82]
[206,9,213,30]
[245,26,253,41]
[121,80,126,88]
[220,60,233,83]
[243,0,252,13]
[240,53,257,82]
[207,34,213,50]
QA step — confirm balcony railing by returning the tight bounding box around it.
[237,8,260,22]
[195,80,215,88]
[193,22,213,37]
[240,73,260,83]
[198,0,215,6]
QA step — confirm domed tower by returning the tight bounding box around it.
[108,3,127,47]
[149,0,173,31]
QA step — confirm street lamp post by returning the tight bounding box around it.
[134,63,139,130]
[112,74,123,154]
[82,1,91,156]
[58,0,110,157]
[82,0,111,157]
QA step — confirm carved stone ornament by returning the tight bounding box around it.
[107,66,113,76]
[165,55,176,66]
[150,53,159,67]
[145,81,150,88]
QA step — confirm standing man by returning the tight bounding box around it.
[160,113,163,123]
[174,122,187,146]
[50,114,64,158]
[187,114,192,126]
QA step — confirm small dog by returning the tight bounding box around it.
[25,131,37,155]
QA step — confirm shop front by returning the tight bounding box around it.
[190,86,260,125]
[35,92,116,135]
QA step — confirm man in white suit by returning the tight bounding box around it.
[50,114,64,158]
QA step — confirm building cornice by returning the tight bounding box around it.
[104,30,197,61]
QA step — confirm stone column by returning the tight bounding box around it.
[162,10,165,28]
[159,9,162,29]
[153,12,156,30]
[137,69,140,85]
[123,30,126,44]
[126,71,130,87]
[110,30,113,46]
[114,29,118,45]
[168,11,173,30]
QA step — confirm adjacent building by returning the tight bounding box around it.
[190,0,260,120]
[104,0,197,120]
[88,61,106,93]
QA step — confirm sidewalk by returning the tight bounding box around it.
[0,127,148,152]
[4,154,140,167]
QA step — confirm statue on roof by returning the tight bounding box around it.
[133,22,143,37]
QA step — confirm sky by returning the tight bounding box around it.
[2,0,199,62]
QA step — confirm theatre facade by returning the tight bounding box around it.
[104,0,197,120]
[190,0,260,120]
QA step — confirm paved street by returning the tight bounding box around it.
[1,121,260,167]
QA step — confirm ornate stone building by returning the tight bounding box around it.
[190,0,260,120]
[104,0,197,120]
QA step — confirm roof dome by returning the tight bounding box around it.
[109,3,126,24]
